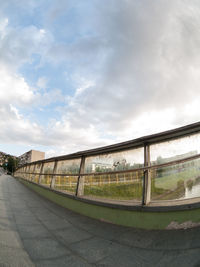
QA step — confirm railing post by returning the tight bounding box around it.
[76,156,85,196]
[38,162,44,184]
[142,144,151,205]
[50,161,58,189]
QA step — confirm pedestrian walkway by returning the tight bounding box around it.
[0,174,200,266]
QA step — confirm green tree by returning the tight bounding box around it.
[6,157,19,173]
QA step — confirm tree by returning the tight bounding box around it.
[6,157,19,174]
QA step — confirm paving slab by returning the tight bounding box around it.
[35,254,92,267]
[23,237,70,261]
[0,230,23,248]
[0,247,35,267]
[54,226,93,244]
[17,224,51,239]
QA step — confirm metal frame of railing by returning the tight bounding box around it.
[14,122,200,206]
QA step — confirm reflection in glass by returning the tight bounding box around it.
[40,175,51,187]
[83,170,143,202]
[26,165,31,180]
[56,159,81,174]
[54,175,78,195]
[85,148,144,174]
[20,167,24,179]
[32,163,42,183]
[35,163,42,173]
[29,164,35,181]
[40,162,54,186]
[151,158,200,201]
[43,162,54,174]
[24,166,28,179]
[150,133,200,165]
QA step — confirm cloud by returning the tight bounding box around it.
[0,105,43,144]
[0,17,52,70]
[0,64,34,106]
[55,0,200,140]
[36,77,48,89]
[0,64,108,153]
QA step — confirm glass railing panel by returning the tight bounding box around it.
[56,159,81,174]
[39,174,51,187]
[29,164,36,181]
[31,163,42,183]
[83,170,143,202]
[23,168,27,179]
[32,174,39,183]
[35,163,42,173]
[85,147,144,174]
[150,132,200,165]
[18,168,23,178]
[151,158,200,201]
[19,167,23,178]
[25,165,31,180]
[54,175,78,195]
[42,162,54,176]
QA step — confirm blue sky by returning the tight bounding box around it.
[1,0,200,158]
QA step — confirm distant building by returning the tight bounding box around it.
[19,150,45,166]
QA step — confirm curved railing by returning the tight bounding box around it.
[14,122,200,207]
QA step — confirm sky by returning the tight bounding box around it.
[1,0,200,158]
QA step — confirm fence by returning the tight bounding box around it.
[14,122,200,206]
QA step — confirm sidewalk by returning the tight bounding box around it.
[0,174,200,266]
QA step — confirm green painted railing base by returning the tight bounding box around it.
[19,179,200,230]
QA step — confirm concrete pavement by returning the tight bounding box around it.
[0,174,200,266]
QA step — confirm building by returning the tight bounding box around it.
[19,150,45,166]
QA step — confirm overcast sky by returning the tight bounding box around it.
[1,0,200,158]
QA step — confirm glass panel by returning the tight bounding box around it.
[26,165,31,180]
[56,159,81,174]
[54,175,78,195]
[43,162,54,174]
[151,133,200,165]
[83,170,143,202]
[20,167,24,178]
[35,163,42,173]
[23,167,28,179]
[40,174,51,187]
[29,164,35,181]
[40,162,54,187]
[32,163,42,183]
[17,167,21,176]
[85,148,144,173]
[151,158,200,201]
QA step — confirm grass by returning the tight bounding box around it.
[153,167,200,190]
[84,182,143,200]
[26,166,200,202]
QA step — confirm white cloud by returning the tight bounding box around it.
[0,17,8,39]
[36,76,47,89]
[0,21,52,70]
[0,64,34,106]
[0,105,43,144]
[55,0,200,143]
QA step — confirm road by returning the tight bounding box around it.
[0,174,200,266]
